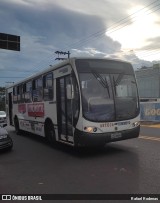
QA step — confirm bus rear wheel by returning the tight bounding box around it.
[45,121,56,145]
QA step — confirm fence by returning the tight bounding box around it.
[140,102,160,121]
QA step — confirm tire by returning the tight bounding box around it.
[14,117,21,135]
[8,144,13,151]
[45,121,56,145]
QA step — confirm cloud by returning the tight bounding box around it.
[0,0,159,86]
[71,48,106,58]
[53,0,134,23]
[132,36,160,62]
[138,37,160,50]
[0,0,122,61]
[107,50,153,70]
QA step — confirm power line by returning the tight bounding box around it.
[23,0,160,76]
[56,1,160,65]
[0,77,24,78]
[136,48,160,57]
[121,49,160,64]
[136,50,160,59]
[64,0,160,50]
[1,0,159,83]
[23,0,160,74]
[135,47,160,54]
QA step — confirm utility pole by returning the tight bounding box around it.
[55,51,70,60]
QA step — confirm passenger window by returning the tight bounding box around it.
[13,86,17,103]
[21,84,26,103]
[17,85,22,103]
[43,73,53,101]
[24,81,32,103]
[33,77,43,102]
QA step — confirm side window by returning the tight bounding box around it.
[43,73,53,101]
[13,86,17,104]
[33,77,43,102]
[22,83,26,103]
[24,81,32,103]
[17,85,22,103]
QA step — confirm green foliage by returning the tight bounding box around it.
[0,87,5,92]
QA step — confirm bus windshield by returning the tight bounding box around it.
[76,59,139,122]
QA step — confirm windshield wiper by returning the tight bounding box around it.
[92,71,110,97]
[113,72,124,86]
[113,72,125,95]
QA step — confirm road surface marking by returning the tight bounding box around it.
[141,124,160,128]
[139,135,160,142]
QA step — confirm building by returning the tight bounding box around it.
[135,64,160,100]
[135,64,160,121]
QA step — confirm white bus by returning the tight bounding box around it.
[6,58,140,147]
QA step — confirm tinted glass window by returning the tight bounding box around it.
[33,77,43,102]
[76,59,139,122]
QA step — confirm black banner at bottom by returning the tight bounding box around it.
[0,194,159,201]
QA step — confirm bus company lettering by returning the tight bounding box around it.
[100,123,114,128]
[28,103,44,117]
[100,121,130,128]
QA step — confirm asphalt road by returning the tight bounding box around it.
[0,125,160,202]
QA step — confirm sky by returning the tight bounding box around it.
[0,0,160,87]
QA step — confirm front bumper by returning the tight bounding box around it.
[0,118,7,123]
[74,126,140,146]
[0,137,13,150]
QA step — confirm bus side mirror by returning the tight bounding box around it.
[66,84,74,99]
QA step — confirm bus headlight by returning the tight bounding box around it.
[84,127,97,133]
[132,121,140,128]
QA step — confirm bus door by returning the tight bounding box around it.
[56,75,74,143]
[8,92,13,125]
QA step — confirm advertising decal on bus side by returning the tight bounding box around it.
[18,104,26,114]
[28,103,44,117]
[18,103,45,117]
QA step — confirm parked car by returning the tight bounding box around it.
[0,111,7,125]
[0,123,13,151]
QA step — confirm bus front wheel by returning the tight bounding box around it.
[45,121,56,145]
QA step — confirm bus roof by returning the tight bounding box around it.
[5,57,132,89]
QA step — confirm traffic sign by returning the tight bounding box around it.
[0,33,20,51]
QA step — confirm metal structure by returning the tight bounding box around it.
[135,64,160,121]
[55,51,70,60]
[135,64,160,100]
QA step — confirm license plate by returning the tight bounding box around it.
[111,132,122,140]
